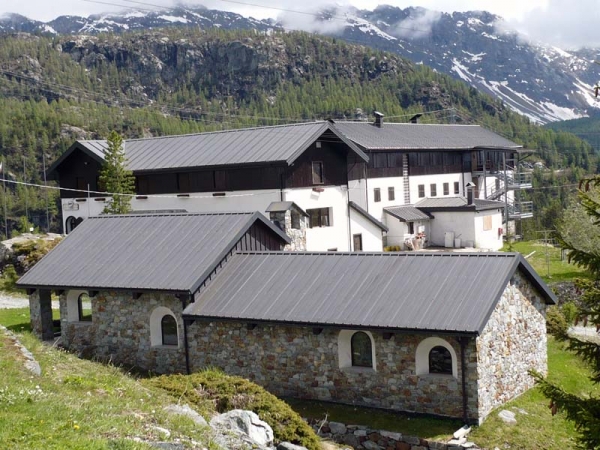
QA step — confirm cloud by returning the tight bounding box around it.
[509,0,600,49]
[391,8,442,40]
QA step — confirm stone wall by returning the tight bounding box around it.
[59,290,186,373]
[187,322,480,421]
[476,269,548,421]
[283,209,307,251]
[29,289,54,341]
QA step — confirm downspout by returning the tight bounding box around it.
[184,319,191,374]
[280,169,286,202]
[460,336,469,424]
[347,188,352,250]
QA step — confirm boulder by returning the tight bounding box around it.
[277,443,308,450]
[498,410,517,425]
[210,409,274,448]
[328,421,347,435]
[164,404,208,426]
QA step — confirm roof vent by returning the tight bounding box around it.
[409,113,423,124]
[374,111,384,128]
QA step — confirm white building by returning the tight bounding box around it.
[49,115,531,251]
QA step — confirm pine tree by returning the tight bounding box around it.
[534,175,600,449]
[98,131,135,215]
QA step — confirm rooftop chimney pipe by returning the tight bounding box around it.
[409,113,423,124]
[374,111,384,128]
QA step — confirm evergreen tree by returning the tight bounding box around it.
[98,131,135,214]
[534,175,600,449]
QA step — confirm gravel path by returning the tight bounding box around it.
[0,291,59,309]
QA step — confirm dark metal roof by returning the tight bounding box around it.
[17,212,290,293]
[384,206,431,222]
[184,252,555,334]
[348,201,389,232]
[265,201,309,217]
[415,197,505,212]
[49,122,368,175]
[333,122,521,151]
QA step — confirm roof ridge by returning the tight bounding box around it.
[234,251,516,257]
[88,211,256,219]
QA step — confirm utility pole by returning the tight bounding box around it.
[1,157,7,239]
[536,230,554,279]
[42,153,50,233]
[23,156,28,224]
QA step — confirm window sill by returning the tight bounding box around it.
[417,373,456,380]
[151,345,180,350]
[340,366,376,374]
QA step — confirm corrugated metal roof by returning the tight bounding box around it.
[17,212,290,293]
[349,201,389,231]
[384,206,431,222]
[415,197,505,211]
[333,122,521,150]
[67,122,368,172]
[184,251,555,334]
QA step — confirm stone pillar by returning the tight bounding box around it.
[29,289,54,341]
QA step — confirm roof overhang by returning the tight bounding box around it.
[349,201,389,232]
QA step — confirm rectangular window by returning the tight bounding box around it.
[307,207,330,228]
[418,184,425,198]
[430,184,437,197]
[312,161,324,184]
[373,153,388,168]
[353,234,363,251]
[454,181,460,195]
[388,186,395,201]
[291,211,300,230]
[443,182,449,196]
[374,188,381,203]
[269,212,286,231]
[483,215,493,231]
[177,173,191,192]
[408,222,415,234]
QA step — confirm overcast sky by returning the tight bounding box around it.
[2,0,599,49]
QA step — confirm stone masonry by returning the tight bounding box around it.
[476,269,548,421]
[188,322,480,421]
[59,290,186,373]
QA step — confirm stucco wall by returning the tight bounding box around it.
[59,290,186,373]
[427,211,475,248]
[476,270,548,422]
[349,209,384,251]
[474,209,504,250]
[187,322,480,421]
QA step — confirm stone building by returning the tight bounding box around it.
[19,212,555,424]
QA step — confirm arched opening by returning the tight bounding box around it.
[338,330,377,370]
[161,315,178,346]
[351,331,373,367]
[77,293,92,322]
[428,345,452,375]
[149,306,179,347]
[415,337,458,378]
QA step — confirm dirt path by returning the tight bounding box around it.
[0,291,59,309]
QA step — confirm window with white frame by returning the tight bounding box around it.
[338,330,376,370]
[150,306,179,347]
[415,337,457,377]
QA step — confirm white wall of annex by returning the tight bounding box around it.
[474,209,504,251]
[349,209,383,251]
[409,173,466,205]
[427,211,475,248]
[384,215,430,249]
[284,186,351,251]
[348,179,368,209]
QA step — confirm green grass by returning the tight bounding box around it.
[503,240,591,283]
[284,398,461,441]
[470,337,600,449]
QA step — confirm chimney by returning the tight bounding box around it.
[409,113,423,124]
[374,111,384,128]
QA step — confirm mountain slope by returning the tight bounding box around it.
[2,5,598,124]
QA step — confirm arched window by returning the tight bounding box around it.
[161,315,178,346]
[415,337,458,378]
[428,346,452,375]
[77,293,92,322]
[351,331,373,367]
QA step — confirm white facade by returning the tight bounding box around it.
[426,208,504,251]
[408,173,469,206]
[348,209,385,251]
[385,215,430,249]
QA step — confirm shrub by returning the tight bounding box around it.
[1,265,19,291]
[561,301,579,325]
[12,238,61,274]
[145,369,320,450]
[546,306,569,339]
